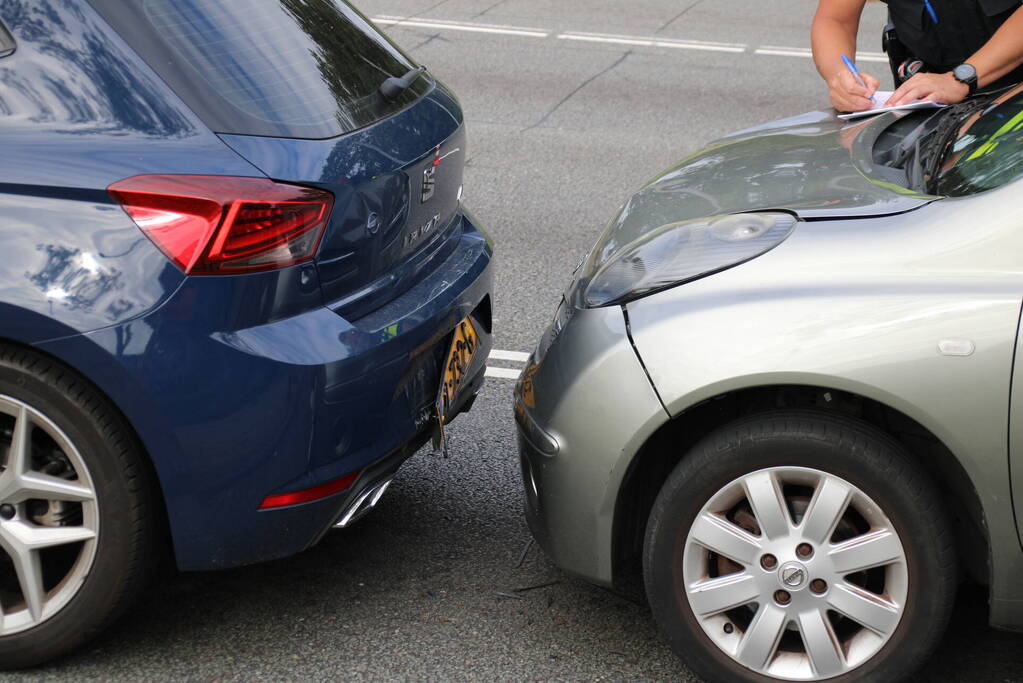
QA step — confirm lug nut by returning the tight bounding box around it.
[774,590,791,605]
[760,554,778,570]
[810,579,828,595]
[0,504,14,520]
[796,543,814,559]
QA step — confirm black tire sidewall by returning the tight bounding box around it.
[0,355,146,667]
[644,411,956,683]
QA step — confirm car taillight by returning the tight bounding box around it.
[108,175,334,275]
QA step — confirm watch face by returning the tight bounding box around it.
[954,64,978,83]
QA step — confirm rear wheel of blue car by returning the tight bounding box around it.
[644,410,957,683]
[0,346,158,669]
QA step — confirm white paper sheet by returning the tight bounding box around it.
[837,90,946,120]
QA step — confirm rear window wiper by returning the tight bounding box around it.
[379,66,428,101]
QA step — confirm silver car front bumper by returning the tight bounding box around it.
[514,303,667,586]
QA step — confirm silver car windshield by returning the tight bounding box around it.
[934,83,1023,197]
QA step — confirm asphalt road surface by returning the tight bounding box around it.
[8,1,1023,681]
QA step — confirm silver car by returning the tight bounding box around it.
[515,84,1023,682]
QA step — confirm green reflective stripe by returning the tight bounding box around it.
[967,110,1023,161]
[854,166,939,198]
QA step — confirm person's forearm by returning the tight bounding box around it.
[968,7,1023,86]
[812,14,859,82]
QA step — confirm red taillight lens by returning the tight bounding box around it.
[108,175,334,275]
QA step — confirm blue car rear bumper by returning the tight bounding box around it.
[39,212,493,570]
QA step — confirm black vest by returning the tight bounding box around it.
[885,0,1020,68]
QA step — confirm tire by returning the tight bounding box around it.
[0,345,158,669]
[643,410,956,683]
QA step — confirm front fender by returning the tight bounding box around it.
[626,233,1023,624]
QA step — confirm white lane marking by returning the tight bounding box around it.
[486,366,522,379]
[755,45,888,63]
[372,15,889,63]
[373,15,549,38]
[489,349,531,362]
[558,32,746,54]
[753,46,813,58]
[858,52,889,63]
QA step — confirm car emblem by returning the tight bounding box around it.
[779,562,808,589]
[421,145,440,203]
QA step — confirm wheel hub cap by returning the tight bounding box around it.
[682,466,908,681]
[0,396,99,636]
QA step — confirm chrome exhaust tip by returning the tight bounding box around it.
[334,478,393,529]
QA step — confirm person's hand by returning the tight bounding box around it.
[886,72,969,106]
[828,69,879,112]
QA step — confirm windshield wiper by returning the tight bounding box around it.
[903,137,928,190]
[887,108,947,169]
[921,99,991,193]
[379,66,428,101]
[890,99,991,192]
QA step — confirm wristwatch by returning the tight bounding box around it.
[953,63,979,95]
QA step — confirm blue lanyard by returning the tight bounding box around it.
[924,0,939,23]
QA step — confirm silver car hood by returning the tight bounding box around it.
[613,111,938,240]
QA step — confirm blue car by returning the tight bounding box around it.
[0,0,492,667]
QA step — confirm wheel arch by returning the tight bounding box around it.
[0,335,174,564]
[612,383,989,592]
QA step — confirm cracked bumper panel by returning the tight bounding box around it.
[514,305,666,586]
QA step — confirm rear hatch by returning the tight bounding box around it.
[220,108,466,320]
[90,0,465,319]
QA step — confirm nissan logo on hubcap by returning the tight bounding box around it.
[779,562,808,589]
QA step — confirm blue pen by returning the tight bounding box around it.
[923,0,939,24]
[841,54,868,90]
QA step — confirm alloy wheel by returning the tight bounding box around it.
[0,395,99,635]
[682,466,908,680]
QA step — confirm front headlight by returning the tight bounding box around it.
[581,212,797,307]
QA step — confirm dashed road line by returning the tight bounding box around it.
[486,349,529,380]
[373,15,890,63]
[754,45,888,62]
[490,350,531,362]
[557,31,746,53]
[486,366,523,379]
[373,15,549,38]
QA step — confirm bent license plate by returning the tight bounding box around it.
[433,317,479,451]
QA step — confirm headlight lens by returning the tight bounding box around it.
[581,212,797,307]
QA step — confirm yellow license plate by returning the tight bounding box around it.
[436,316,479,422]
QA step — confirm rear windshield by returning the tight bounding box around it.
[87,0,431,139]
